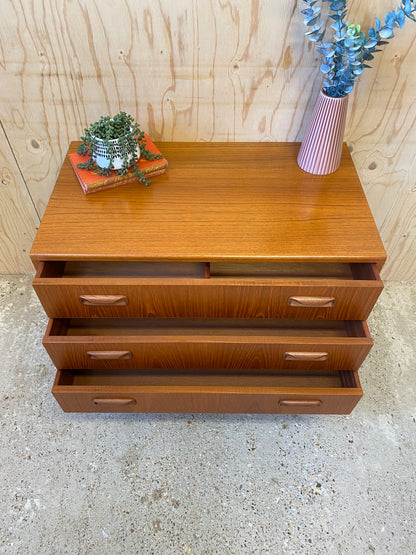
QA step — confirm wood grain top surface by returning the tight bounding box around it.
[30,142,386,265]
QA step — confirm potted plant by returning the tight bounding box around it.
[297,0,416,174]
[77,111,163,186]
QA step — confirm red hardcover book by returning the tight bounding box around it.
[69,134,167,194]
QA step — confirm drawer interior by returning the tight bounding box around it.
[56,368,359,389]
[210,262,377,280]
[48,318,368,338]
[37,260,208,279]
[36,261,378,281]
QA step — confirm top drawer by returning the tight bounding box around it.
[32,260,383,320]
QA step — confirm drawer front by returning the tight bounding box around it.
[44,336,372,372]
[52,370,363,414]
[34,276,383,320]
[43,318,373,371]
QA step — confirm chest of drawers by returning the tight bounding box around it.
[30,142,386,414]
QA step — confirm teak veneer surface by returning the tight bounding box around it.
[30,142,386,266]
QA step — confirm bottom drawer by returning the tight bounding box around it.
[52,369,362,414]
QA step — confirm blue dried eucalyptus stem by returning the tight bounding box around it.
[301,0,416,97]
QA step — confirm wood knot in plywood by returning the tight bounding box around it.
[1,173,10,186]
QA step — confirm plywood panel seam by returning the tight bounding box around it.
[0,119,41,222]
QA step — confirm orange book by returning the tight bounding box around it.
[69,134,167,194]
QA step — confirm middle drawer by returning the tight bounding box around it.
[44,318,372,371]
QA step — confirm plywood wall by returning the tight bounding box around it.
[0,0,415,278]
[0,123,40,273]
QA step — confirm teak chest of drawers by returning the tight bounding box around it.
[30,142,386,414]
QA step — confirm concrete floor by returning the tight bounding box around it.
[0,276,415,555]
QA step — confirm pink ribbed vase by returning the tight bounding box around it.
[297,89,349,175]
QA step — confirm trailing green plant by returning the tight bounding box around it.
[301,0,416,97]
[77,111,162,186]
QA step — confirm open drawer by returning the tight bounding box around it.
[43,318,373,371]
[33,260,383,320]
[52,369,363,414]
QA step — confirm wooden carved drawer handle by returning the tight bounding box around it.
[86,351,133,360]
[279,399,322,407]
[92,398,136,406]
[287,296,336,308]
[79,295,128,306]
[284,352,329,362]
